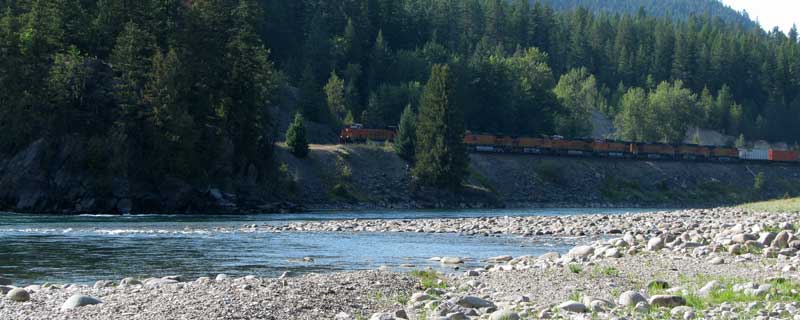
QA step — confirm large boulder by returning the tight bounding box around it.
[454,296,495,309]
[618,291,648,307]
[557,300,588,313]
[6,288,30,302]
[649,295,687,308]
[61,295,103,311]
[567,246,594,258]
[646,237,665,251]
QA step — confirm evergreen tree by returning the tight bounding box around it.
[286,112,309,158]
[325,71,346,123]
[394,104,417,162]
[413,65,467,189]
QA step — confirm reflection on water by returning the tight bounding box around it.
[0,208,649,285]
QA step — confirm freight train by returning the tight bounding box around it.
[338,125,799,163]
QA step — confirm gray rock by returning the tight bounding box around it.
[773,231,791,248]
[732,233,755,243]
[369,313,395,320]
[455,296,495,309]
[93,280,114,289]
[440,257,464,264]
[709,256,725,265]
[446,312,468,320]
[0,286,14,294]
[671,306,695,318]
[619,291,648,307]
[568,245,594,257]
[487,255,513,262]
[6,288,30,302]
[604,248,622,258]
[334,312,354,320]
[649,295,686,308]
[393,309,408,319]
[557,300,588,313]
[61,294,103,311]
[490,309,520,320]
[647,237,665,251]
[759,232,777,247]
[120,277,142,286]
[215,274,229,282]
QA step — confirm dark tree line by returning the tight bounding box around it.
[1,0,799,191]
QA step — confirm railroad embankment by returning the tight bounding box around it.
[276,144,800,210]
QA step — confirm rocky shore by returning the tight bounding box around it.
[3,207,800,319]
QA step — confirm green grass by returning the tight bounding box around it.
[410,270,447,289]
[568,264,583,274]
[593,266,620,277]
[739,197,800,213]
[535,160,563,184]
[600,176,644,202]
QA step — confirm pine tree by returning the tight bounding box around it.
[413,65,467,189]
[325,71,346,123]
[286,112,309,158]
[394,104,417,162]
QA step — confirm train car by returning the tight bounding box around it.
[769,150,799,162]
[677,145,711,161]
[711,147,739,161]
[339,125,396,143]
[515,137,552,154]
[592,140,629,157]
[631,143,676,159]
[551,138,594,156]
[494,135,515,152]
[464,133,497,152]
[739,148,769,161]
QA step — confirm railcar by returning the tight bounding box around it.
[592,140,629,158]
[677,145,711,161]
[356,127,800,164]
[339,125,396,143]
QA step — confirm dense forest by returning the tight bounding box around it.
[535,0,757,28]
[0,0,799,190]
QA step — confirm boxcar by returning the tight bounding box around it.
[677,145,711,160]
[593,140,629,157]
[515,137,552,154]
[769,150,799,162]
[464,133,498,152]
[632,143,676,159]
[552,139,593,155]
[711,147,739,161]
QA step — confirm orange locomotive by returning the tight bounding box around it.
[339,124,397,143]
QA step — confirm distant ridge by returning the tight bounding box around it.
[533,0,757,28]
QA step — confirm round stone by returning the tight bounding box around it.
[6,288,30,302]
[61,294,103,311]
[490,309,520,320]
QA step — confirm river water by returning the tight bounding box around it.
[0,208,652,285]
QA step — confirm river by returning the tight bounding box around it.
[0,208,653,285]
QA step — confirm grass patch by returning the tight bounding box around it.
[468,167,497,194]
[593,266,620,277]
[410,270,446,289]
[739,197,800,213]
[535,160,563,184]
[600,176,643,202]
[568,264,583,274]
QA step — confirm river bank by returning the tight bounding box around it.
[3,207,800,319]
